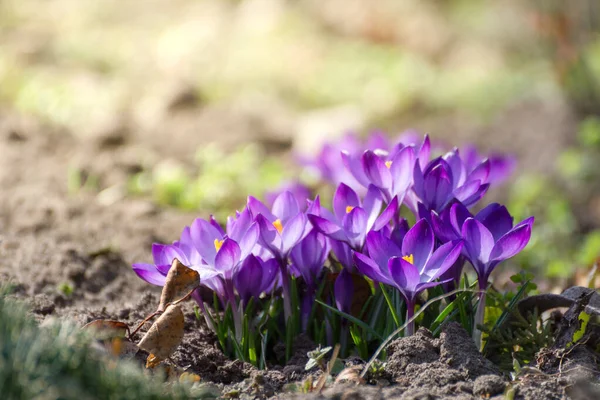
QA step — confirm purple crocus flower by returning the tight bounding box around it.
[353,219,463,336]
[248,191,309,261]
[265,181,312,211]
[409,149,490,216]
[341,136,430,203]
[455,204,533,344]
[462,145,516,185]
[289,229,330,330]
[248,191,310,321]
[234,256,279,305]
[334,268,355,316]
[308,183,398,251]
[290,230,330,290]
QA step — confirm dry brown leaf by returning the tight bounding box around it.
[82,320,130,340]
[146,354,161,369]
[179,372,202,384]
[159,258,200,311]
[335,366,366,385]
[138,304,185,366]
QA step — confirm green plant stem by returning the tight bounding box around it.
[279,258,292,323]
[473,290,486,350]
[379,284,401,328]
[405,302,415,336]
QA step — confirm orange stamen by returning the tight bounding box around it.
[214,238,224,251]
[345,206,355,214]
[402,254,414,264]
[385,160,392,169]
[273,219,283,234]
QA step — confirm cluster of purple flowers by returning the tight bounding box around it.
[133,133,532,344]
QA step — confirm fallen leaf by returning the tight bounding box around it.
[335,366,366,385]
[82,320,130,340]
[146,354,161,369]
[179,372,202,384]
[138,304,185,365]
[159,258,200,311]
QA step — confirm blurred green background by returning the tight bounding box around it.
[1,0,600,286]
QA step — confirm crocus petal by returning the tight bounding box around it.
[152,243,169,265]
[353,252,393,285]
[214,239,241,275]
[431,210,459,243]
[281,213,308,255]
[307,214,347,242]
[469,159,491,184]
[422,240,463,280]
[238,221,260,260]
[133,263,167,286]
[389,217,409,246]
[290,229,329,286]
[424,163,453,211]
[260,258,279,292]
[388,257,420,295]
[453,180,482,205]
[417,134,431,169]
[341,150,371,188]
[163,245,190,267]
[331,240,354,270]
[371,195,398,231]
[362,150,392,190]
[462,218,495,266]
[449,202,473,233]
[488,154,516,184]
[333,183,360,221]
[412,163,425,201]
[248,196,276,222]
[210,215,226,237]
[255,214,281,257]
[335,268,354,314]
[365,230,403,269]
[402,219,434,272]
[362,185,384,229]
[272,191,300,225]
[444,149,466,188]
[515,216,535,230]
[476,203,513,241]
[190,218,222,263]
[228,207,253,242]
[306,195,321,216]
[156,263,172,276]
[460,183,490,208]
[390,145,415,197]
[341,207,368,248]
[234,254,263,303]
[489,222,533,263]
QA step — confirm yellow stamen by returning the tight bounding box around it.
[214,238,224,251]
[402,254,414,264]
[345,205,355,214]
[273,219,283,234]
[385,160,393,169]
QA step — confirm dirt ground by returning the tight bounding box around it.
[0,93,594,399]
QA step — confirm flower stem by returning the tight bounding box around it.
[278,258,292,323]
[405,302,415,336]
[226,281,243,341]
[473,289,486,350]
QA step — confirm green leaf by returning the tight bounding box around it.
[379,284,401,328]
[315,299,383,340]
